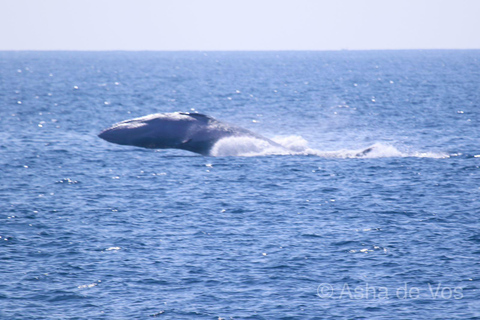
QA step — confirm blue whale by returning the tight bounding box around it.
[98,112,282,155]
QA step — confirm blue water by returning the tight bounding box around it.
[1,51,479,319]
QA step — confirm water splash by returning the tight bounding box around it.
[210,136,289,157]
[210,136,449,158]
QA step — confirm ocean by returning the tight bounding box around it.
[0,50,479,319]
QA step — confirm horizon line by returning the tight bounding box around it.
[1,48,480,53]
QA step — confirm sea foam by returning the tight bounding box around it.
[210,136,449,158]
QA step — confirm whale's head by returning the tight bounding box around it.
[98,112,203,150]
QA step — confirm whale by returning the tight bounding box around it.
[98,112,283,155]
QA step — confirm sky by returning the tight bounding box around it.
[1,0,479,51]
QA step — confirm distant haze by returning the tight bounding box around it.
[1,0,479,51]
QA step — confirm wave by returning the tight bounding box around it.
[210,136,449,158]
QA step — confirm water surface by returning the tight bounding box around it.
[1,50,479,319]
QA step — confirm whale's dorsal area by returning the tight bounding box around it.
[98,112,281,155]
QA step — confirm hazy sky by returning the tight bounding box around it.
[1,0,479,51]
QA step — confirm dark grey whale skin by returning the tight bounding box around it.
[98,112,282,155]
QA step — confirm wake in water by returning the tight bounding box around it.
[210,135,449,158]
